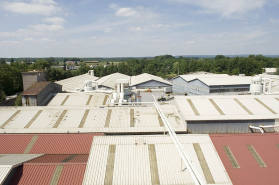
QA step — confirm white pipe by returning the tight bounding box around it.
[260,125,279,128]
[152,95,205,185]
[249,126,265,133]
[262,78,279,94]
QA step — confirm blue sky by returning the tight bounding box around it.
[0,0,279,57]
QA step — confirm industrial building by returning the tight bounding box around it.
[21,81,62,106]
[173,74,252,95]
[130,73,172,90]
[3,71,279,184]
[22,71,46,91]
[174,95,279,134]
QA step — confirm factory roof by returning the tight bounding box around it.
[21,81,51,95]
[10,163,86,185]
[177,74,252,86]
[83,135,232,185]
[175,95,279,121]
[55,74,98,92]
[0,105,185,134]
[96,73,130,89]
[47,92,109,106]
[130,73,172,86]
[210,133,279,185]
[0,134,102,154]
[0,154,42,184]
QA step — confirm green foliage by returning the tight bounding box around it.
[0,85,6,102]
[0,58,6,65]
[14,95,22,106]
[31,59,51,70]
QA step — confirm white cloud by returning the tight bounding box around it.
[24,38,54,42]
[29,24,64,31]
[0,41,21,44]
[31,0,57,5]
[168,0,267,17]
[128,27,143,31]
[109,3,119,10]
[187,41,195,44]
[104,28,112,33]
[89,36,97,39]
[269,18,279,24]
[115,8,137,17]
[1,1,60,15]
[43,17,65,24]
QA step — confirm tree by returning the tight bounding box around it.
[11,58,14,63]
[0,85,6,102]
[215,55,225,60]
[14,95,22,106]
[0,58,6,65]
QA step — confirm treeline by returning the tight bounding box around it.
[93,55,279,78]
[1,54,279,102]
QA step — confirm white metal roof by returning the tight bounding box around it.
[178,75,252,86]
[55,74,98,92]
[0,105,185,134]
[264,68,277,73]
[130,73,172,86]
[48,92,108,106]
[0,154,42,184]
[83,135,232,185]
[96,73,131,89]
[175,95,279,121]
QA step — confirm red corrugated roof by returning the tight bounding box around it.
[210,133,279,185]
[29,134,102,154]
[26,154,89,163]
[10,165,56,185]
[0,133,103,154]
[57,164,86,185]
[26,155,72,163]
[10,164,86,185]
[0,135,33,153]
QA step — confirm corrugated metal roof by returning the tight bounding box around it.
[0,154,43,165]
[83,135,232,185]
[96,73,130,89]
[175,95,279,121]
[55,74,98,92]
[10,165,56,185]
[0,134,102,154]
[130,73,171,86]
[21,81,51,95]
[26,154,89,163]
[210,133,279,185]
[0,166,12,184]
[57,164,86,185]
[9,164,86,185]
[0,106,185,134]
[178,74,252,86]
[48,93,107,107]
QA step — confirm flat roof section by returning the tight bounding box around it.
[210,133,279,185]
[21,81,51,96]
[175,95,279,121]
[48,92,108,106]
[83,135,232,185]
[0,106,186,134]
[0,134,103,154]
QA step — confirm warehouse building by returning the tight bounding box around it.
[174,95,279,134]
[130,73,172,90]
[173,74,252,95]
[96,73,130,90]
[55,73,98,92]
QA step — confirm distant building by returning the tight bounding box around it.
[66,64,80,70]
[84,61,99,64]
[50,66,64,69]
[65,61,75,65]
[22,71,46,91]
[264,68,277,75]
[130,73,172,90]
[173,74,252,95]
[21,81,62,106]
